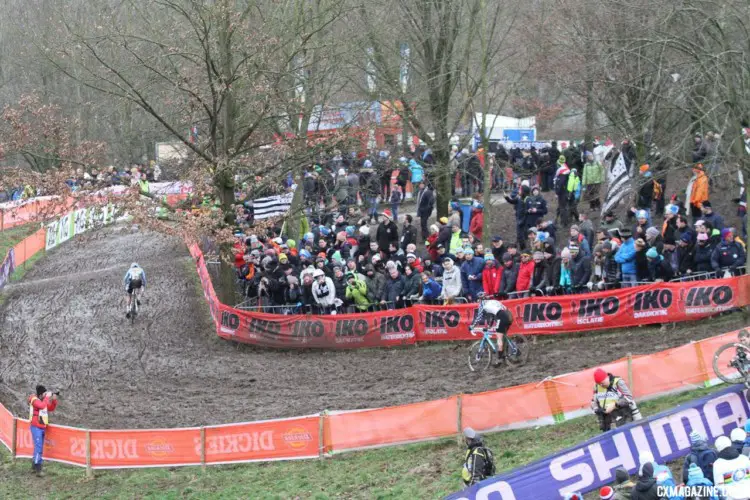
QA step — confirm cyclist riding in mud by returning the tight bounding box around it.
[471,299,513,358]
[123,263,146,318]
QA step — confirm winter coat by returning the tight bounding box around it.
[383,273,406,303]
[693,243,714,273]
[516,260,535,292]
[364,273,386,303]
[703,212,725,231]
[615,238,637,275]
[600,217,624,234]
[530,260,549,290]
[582,160,604,185]
[602,254,619,284]
[712,240,745,271]
[416,187,435,218]
[421,278,442,300]
[713,446,750,500]
[548,257,562,287]
[440,265,463,299]
[469,210,484,240]
[460,257,485,298]
[312,277,336,306]
[402,271,421,298]
[500,263,518,294]
[566,171,581,201]
[409,159,424,183]
[630,464,660,500]
[571,253,592,288]
[635,248,649,281]
[449,231,463,255]
[334,178,349,203]
[690,171,709,208]
[437,225,453,248]
[482,261,502,295]
[401,223,418,250]
[636,177,654,209]
[345,277,370,310]
[648,257,674,282]
[524,195,548,227]
[683,438,718,484]
[504,192,527,223]
[376,220,399,251]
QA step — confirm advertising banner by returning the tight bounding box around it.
[446,385,749,500]
[0,403,14,451]
[204,416,320,464]
[89,428,202,468]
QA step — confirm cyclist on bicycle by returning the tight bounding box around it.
[471,299,513,358]
[123,263,146,318]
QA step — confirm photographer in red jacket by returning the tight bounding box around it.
[28,385,58,477]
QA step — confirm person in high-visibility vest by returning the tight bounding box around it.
[591,368,641,432]
[28,385,58,476]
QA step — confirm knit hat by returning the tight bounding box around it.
[278,253,289,263]
[286,239,296,249]
[533,251,544,260]
[561,247,571,259]
[731,427,747,442]
[638,450,655,477]
[484,253,495,261]
[359,225,370,236]
[694,219,706,227]
[646,247,659,259]
[456,247,465,255]
[568,244,579,254]
[721,228,734,241]
[665,204,679,216]
[439,217,449,224]
[715,435,732,452]
[406,253,417,260]
[345,226,355,237]
[502,252,513,262]
[690,431,706,446]
[687,463,704,483]
[599,486,615,500]
[619,227,632,238]
[286,275,299,286]
[594,368,608,384]
[636,210,648,220]
[382,209,393,219]
[640,462,654,479]
[646,227,660,240]
[614,467,630,484]
[492,235,503,242]
[570,224,580,232]
[680,233,692,243]
[465,247,475,255]
[602,242,612,251]
[701,200,712,208]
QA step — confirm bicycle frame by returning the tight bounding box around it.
[475,329,499,353]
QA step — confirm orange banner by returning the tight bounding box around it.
[326,397,458,452]
[204,416,320,464]
[0,403,13,451]
[14,420,87,466]
[462,383,553,431]
[89,428,201,468]
[12,227,45,267]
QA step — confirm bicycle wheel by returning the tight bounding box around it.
[468,340,493,372]
[713,343,750,385]
[505,334,530,366]
[130,293,138,325]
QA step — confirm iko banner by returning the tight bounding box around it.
[447,385,749,500]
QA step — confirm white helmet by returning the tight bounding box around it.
[482,300,504,315]
[312,269,325,278]
[131,263,140,269]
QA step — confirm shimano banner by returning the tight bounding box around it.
[446,385,749,500]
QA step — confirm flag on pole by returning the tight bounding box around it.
[601,150,632,216]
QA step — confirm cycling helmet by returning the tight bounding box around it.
[131,263,140,268]
[312,269,325,279]
[482,300,504,316]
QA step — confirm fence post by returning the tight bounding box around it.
[627,353,634,394]
[200,427,206,471]
[85,430,93,478]
[10,418,17,462]
[693,341,711,387]
[319,411,327,458]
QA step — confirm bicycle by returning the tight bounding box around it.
[712,330,750,387]
[128,288,143,325]
[468,327,530,372]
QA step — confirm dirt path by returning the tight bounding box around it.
[0,227,744,430]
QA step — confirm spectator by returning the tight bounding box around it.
[645,226,664,255]
[634,238,649,282]
[461,428,496,486]
[701,201,725,231]
[689,165,709,222]
[555,156,571,226]
[712,228,745,275]
[732,428,748,455]
[312,268,336,312]
[646,247,674,282]
[713,435,750,499]
[570,225,591,257]
[439,258,463,302]
[633,210,650,240]
[491,235,506,262]
[582,151,604,211]
[409,154,424,185]
[376,209,399,251]
[683,430,718,483]
[401,215,418,251]
[345,272,369,311]
[611,467,635,499]
[570,245,591,292]
[530,251,549,294]
[469,203,484,241]
[28,385,58,477]
[578,213,596,249]
[505,184,529,248]
[685,464,719,500]
[382,267,405,309]
[334,168,349,209]
[460,248,484,301]
[559,247,573,292]
[524,186,548,229]
[402,264,422,303]
[630,462,659,500]
[693,233,714,273]
[416,182,435,241]
[516,251,535,294]
[449,223,463,254]
[482,254,502,296]
[389,184,403,222]
[566,167,582,222]
[600,209,624,234]
[499,252,518,297]
[364,264,386,305]
[633,164,654,222]
[420,272,442,302]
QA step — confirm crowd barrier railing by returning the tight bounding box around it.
[0,327,744,471]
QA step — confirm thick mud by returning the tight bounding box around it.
[0,227,745,430]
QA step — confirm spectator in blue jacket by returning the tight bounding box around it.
[408,155,424,184]
[615,227,637,286]
[711,228,745,275]
[685,464,719,500]
[420,271,442,302]
[460,247,485,301]
[700,201,724,231]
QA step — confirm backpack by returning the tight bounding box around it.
[468,446,496,478]
[690,448,717,482]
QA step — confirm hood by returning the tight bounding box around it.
[635,477,656,492]
[718,446,740,460]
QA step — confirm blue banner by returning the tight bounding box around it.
[447,385,749,500]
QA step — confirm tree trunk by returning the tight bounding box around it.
[584,79,594,153]
[285,174,305,241]
[482,156,492,246]
[434,149,451,218]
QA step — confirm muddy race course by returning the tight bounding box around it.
[0,227,745,430]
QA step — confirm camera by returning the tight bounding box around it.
[52,390,61,396]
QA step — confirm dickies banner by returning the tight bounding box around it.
[446,385,749,500]
[188,238,750,348]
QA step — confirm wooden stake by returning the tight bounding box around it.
[85,430,93,478]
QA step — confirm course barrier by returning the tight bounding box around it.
[190,242,750,349]
[0,215,747,473]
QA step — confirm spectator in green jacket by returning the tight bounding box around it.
[582,152,604,211]
[345,272,369,311]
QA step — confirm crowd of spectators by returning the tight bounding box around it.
[232,144,747,314]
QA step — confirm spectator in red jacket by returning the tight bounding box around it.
[482,253,502,295]
[28,385,58,476]
[470,204,484,241]
[515,252,535,295]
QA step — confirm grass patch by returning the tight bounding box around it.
[10,250,44,282]
[0,224,39,257]
[0,384,726,499]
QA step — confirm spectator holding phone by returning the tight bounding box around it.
[28,384,58,477]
